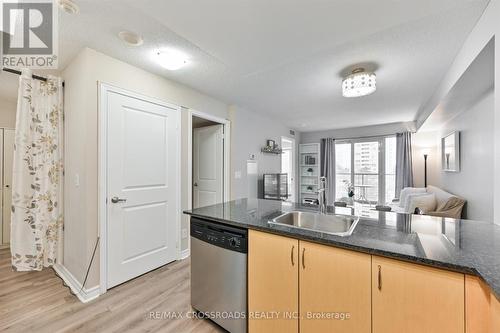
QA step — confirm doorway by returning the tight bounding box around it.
[189,111,230,209]
[0,128,14,246]
[192,118,223,208]
[281,136,296,202]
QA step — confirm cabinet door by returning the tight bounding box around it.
[248,230,298,333]
[466,275,490,333]
[372,256,464,333]
[492,292,500,333]
[299,241,371,333]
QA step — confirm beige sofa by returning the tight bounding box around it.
[389,185,466,219]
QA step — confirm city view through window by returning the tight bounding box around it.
[335,137,396,205]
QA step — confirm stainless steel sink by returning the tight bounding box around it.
[269,211,359,236]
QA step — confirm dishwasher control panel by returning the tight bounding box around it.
[191,217,248,253]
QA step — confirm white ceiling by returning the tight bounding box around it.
[0,0,490,131]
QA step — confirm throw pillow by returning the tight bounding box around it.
[399,187,427,208]
[406,193,437,214]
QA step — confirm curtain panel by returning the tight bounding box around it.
[395,132,414,198]
[10,69,64,271]
[320,138,336,206]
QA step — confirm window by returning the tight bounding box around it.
[354,141,379,203]
[385,137,397,203]
[335,143,351,200]
[335,136,396,205]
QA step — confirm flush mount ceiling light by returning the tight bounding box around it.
[118,31,143,46]
[58,0,79,14]
[155,50,188,70]
[342,68,376,98]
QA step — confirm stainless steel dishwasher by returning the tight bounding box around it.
[190,217,247,333]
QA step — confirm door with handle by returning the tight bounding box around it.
[105,86,180,289]
[193,125,223,209]
[248,230,299,333]
[299,241,371,333]
[372,256,464,333]
[2,129,14,244]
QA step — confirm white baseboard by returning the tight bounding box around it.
[53,264,100,303]
[180,248,190,260]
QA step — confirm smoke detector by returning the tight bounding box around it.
[58,0,79,14]
[118,31,144,47]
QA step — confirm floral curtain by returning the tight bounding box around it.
[11,69,64,271]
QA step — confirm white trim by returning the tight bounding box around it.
[281,136,296,202]
[53,264,100,303]
[188,109,231,203]
[187,109,231,257]
[98,82,182,295]
[179,248,190,260]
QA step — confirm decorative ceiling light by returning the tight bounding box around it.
[118,31,143,46]
[58,0,80,14]
[342,68,376,98]
[155,50,188,70]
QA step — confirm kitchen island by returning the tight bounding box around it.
[184,198,500,333]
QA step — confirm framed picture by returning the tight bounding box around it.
[442,131,460,172]
[266,139,275,148]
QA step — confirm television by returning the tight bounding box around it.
[263,173,288,201]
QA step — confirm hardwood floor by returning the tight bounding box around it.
[0,248,225,333]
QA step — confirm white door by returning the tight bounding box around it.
[3,129,14,244]
[281,137,295,202]
[106,88,179,288]
[193,125,223,208]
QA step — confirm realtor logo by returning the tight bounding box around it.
[1,0,58,69]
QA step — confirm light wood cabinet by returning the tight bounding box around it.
[299,241,371,333]
[372,256,465,333]
[464,274,500,333]
[247,230,493,333]
[465,275,491,332]
[248,230,299,333]
[491,291,500,333]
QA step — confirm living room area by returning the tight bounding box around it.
[294,36,495,224]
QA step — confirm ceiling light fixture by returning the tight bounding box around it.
[118,31,143,46]
[58,0,79,14]
[156,50,188,70]
[342,68,376,98]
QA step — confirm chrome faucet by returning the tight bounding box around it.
[318,176,327,214]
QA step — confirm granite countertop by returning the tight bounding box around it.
[184,198,500,300]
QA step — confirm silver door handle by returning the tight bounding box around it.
[194,182,198,187]
[111,196,127,203]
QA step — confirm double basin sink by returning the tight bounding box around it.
[269,211,359,237]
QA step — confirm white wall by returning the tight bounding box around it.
[0,99,16,128]
[300,121,415,144]
[229,106,300,200]
[62,48,229,288]
[414,89,494,222]
[416,0,500,223]
[437,90,493,221]
[412,130,439,188]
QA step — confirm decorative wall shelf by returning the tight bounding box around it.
[261,146,283,154]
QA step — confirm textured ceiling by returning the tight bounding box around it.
[0,0,490,131]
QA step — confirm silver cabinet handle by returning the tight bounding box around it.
[302,248,306,269]
[111,196,127,203]
[291,245,295,266]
